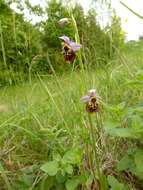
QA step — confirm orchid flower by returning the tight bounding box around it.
[80,89,101,113]
[59,35,81,62]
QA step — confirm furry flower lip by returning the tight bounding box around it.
[59,35,81,63]
[80,89,101,113]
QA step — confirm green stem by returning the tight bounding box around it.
[96,113,102,148]
[68,7,84,71]
[120,1,143,20]
[0,20,7,68]
[88,113,104,190]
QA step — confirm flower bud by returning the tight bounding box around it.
[58,18,70,27]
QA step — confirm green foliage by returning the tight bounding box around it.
[0,0,125,85]
[117,149,143,180]
[43,0,75,49]
[0,0,43,85]
[41,161,59,176]
[40,147,83,189]
[107,14,125,52]
[107,176,127,190]
[11,165,38,190]
[135,150,143,173]
[0,0,137,189]
[105,69,143,185]
[62,147,82,165]
[0,48,143,189]
[65,175,87,190]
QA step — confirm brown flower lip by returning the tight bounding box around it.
[64,51,76,62]
[62,43,76,63]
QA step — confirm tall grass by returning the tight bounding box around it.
[0,46,143,188]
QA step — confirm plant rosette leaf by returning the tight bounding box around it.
[38,176,55,189]
[65,175,87,190]
[40,161,59,176]
[65,178,80,190]
[107,176,127,190]
[62,148,82,165]
[56,171,67,183]
[117,154,135,171]
[117,149,143,180]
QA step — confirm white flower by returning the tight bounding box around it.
[58,18,70,27]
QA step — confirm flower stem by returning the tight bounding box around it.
[88,113,104,190]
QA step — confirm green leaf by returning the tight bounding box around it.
[39,176,55,190]
[52,152,62,162]
[134,150,143,173]
[63,148,82,165]
[131,115,143,130]
[56,171,67,183]
[117,155,134,171]
[64,164,73,175]
[130,115,143,138]
[65,174,87,190]
[105,127,134,138]
[107,176,125,190]
[117,150,143,180]
[65,178,80,190]
[40,161,59,176]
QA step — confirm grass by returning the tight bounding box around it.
[0,45,143,189]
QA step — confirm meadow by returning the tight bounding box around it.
[0,42,143,189]
[1,0,143,189]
